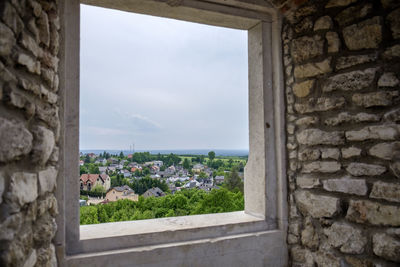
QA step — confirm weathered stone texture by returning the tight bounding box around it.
[387,8,400,39]
[324,222,367,254]
[368,142,400,160]
[341,147,361,159]
[335,4,373,26]
[0,117,33,162]
[373,233,400,262]
[297,129,344,146]
[8,172,38,206]
[335,54,377,70]
[293,80,314,98]
[343,17,382,50]
[295,97,345,114]
[378,72,399,87]
[302,161,341,173]
[322,68,377,92]
[291,35,324,63]
[346,200,400,226]
[294,58,331,79]
[0,0,60,265]
[284,0,400,264]
[370,181,400,203]
[326,31,340,53]
[346,124,400,141]
[352,91,399,108]
[346,162,386,176]
[295,190,340,218]
[322,176,367,196]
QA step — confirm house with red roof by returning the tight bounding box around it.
[80,174,111,191]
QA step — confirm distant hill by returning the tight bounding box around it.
[80,149,248,157]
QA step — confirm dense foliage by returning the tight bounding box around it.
[80,188,244,225]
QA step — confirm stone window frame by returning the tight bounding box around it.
[56,0,287,265]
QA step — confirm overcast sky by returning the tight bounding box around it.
[80,5,248,151]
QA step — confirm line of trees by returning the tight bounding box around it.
[80,188,244,224]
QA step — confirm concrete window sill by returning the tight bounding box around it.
[78,211,271,254]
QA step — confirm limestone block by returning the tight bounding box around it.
[302,161,341,173]
[291,35,324,63]
[387,8,400,39]
[8,172,38,206]
[301,217,319,249]
[335,4,373,26]
[1,2,24,34]
[296,175,320,189]
[31,125,55,165]
[383,44,400,59]
[297,129,344,146]
[324,222,367,254]
[346,124,400,141]
[322,176,367,195]
[38,166,58,195]
[37,195,58,217]
[370,181,400,203]
[295,116,318,126]
[19,31,43,58]
[343,17,382,50]
[373,233,400,262]
[336,54,377,70]
[33,213,57,246]
[294,59,331,79]
[326,31,340,53]
[37,10,50,47]
[341,147,361,159]
[391,161,400,178]
[347,200,400,226]
[23,250,37,267]
[17,53,41,75]
[313,251,341,267]
[295,190,340,218]
[0,22,15,56]
[8,90,36,117]
[321,148,340,160]
[322,68,377,92]
[352,91,398,108]
[378,72,399,87]
[0,117,33,162]
[28,18,39,43]
[295,97,345,114]
[326,0,357,8]
[29,0,42,17]
[298,148,321,161]
[290,246,313,264]
[384,108,400,122]
[35,103,60,137]
[346,162,386,176]
[325,112,380,126]
[0,212,22,241]
[314,16,333,30]
[368,142,400,160]
[294,17,313,33]
[293,80,314,98]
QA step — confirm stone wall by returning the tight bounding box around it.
[282,0,400,265]
[0,0,59,266]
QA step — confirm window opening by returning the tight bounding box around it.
[79,4,249,225]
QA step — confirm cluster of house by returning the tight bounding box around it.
[79,154,231,206]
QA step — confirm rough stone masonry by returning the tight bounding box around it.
[0,0,399,266]
[0,0,59,266]
[282,0,400,265]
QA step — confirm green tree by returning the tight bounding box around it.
[225,167,244,193]
[92,184,106,194]
[208,151,215,162]
[183,158,190,170]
